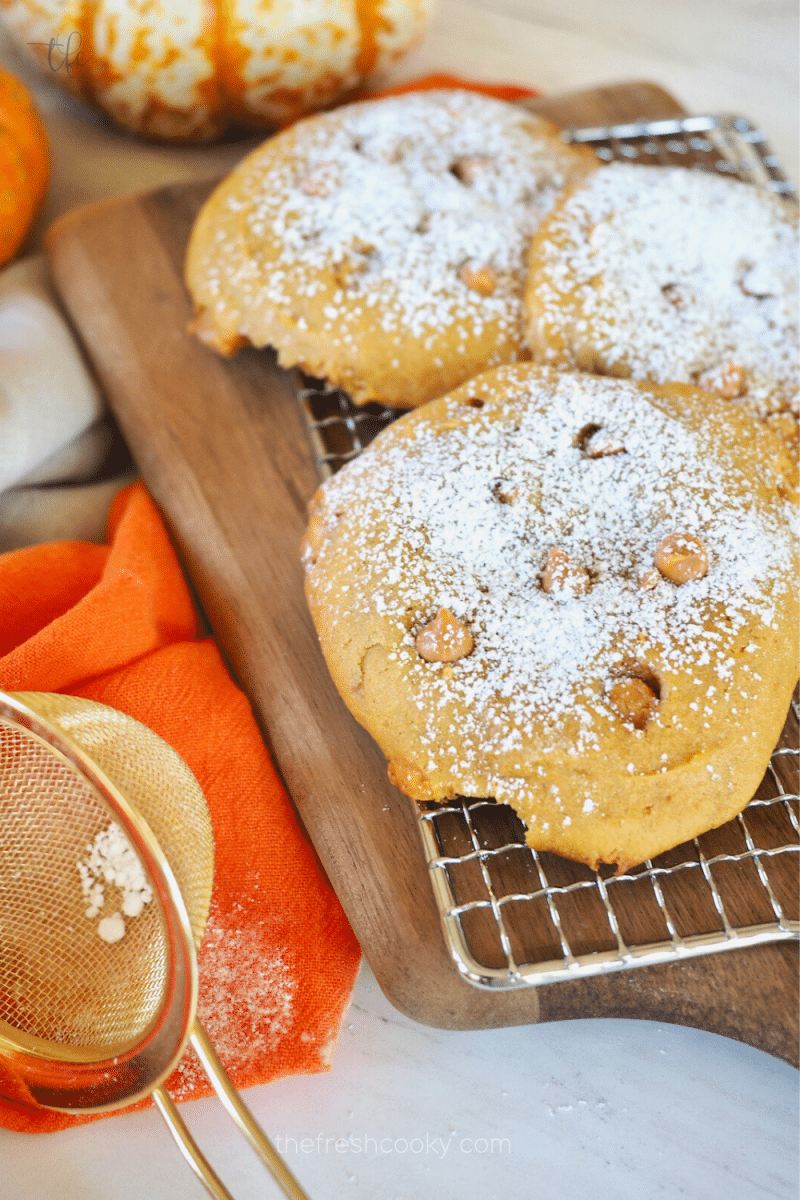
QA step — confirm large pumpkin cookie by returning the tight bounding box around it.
[524,163,800,450]
[302,364,798,872]
[185,89,594,407]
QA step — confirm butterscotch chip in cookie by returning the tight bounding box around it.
[697,361,747,401]
[416,608,474,662]
[541,547,591,597]
[654,532,709,584]
[524,163,799,448]
[185,89,595,409]
[302,363,798,872]
[451,154,493,183]
[458,263,498,296]
[608,677,659,730]
[583,428,625,458]
[493,481,520,505]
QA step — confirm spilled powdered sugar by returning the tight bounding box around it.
[169,914,299,1100]
[528,163,799,417]
[208,89,588,346]
[307,369,796,786]
[77,823,153,943]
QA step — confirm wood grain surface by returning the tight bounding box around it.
[45,82,799,1065]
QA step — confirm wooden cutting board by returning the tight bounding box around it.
[45,81,799,1065]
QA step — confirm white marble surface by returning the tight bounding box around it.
[2,961,799,1200]
[0,3,798,1197]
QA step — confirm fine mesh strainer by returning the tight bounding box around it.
[0,691,310,1200]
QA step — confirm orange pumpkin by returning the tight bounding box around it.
[0,66,48,268]
[0,0,434,143]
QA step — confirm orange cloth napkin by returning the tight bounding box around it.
[363,71,539,104]
[0,482,361,1132]
[0,72,540,1134]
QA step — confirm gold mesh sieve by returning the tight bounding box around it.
[0,691,310,1200]
[0,692,213,1054]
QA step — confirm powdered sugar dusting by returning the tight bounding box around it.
[194,90,591,386]
[527,164,799,421]
[169,914,296,1099]
[305,367,796,801]
[77,823,153,939]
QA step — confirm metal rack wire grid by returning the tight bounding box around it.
[294,113,799,989]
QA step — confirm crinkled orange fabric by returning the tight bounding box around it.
[362,72,539,104]
[0,73,539,1134]
[0,483,361,1133]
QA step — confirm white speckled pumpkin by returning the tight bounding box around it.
[0,0,434,142]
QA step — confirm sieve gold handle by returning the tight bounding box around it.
[152,1028,312,1200]
[153,1086,236,1200]
[190,1022,312,1200]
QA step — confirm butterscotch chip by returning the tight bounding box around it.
[541,547,590,596]
[333,243,375,287]
[415,608,474,662]
[584,429,625,458]
[186,89,595,409]
[302,364,798,871]
[661,282,691,309]
[654,532,709,584]
[451,154,493,183]
[697,361,746,400]
[459,264,498,296]
[639,567,660,591]
[608,678,659,729]
[493,481,519,504]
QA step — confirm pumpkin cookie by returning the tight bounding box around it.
[302,363,798,872]
[185,89,595,407]
[524,163,800,451]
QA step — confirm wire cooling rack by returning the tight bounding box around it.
[294,113,799,989]
[560,113,797,199]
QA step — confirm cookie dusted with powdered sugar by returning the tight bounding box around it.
[185,89,595,408]
[524,163,799,450]
[302,363,798,872]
